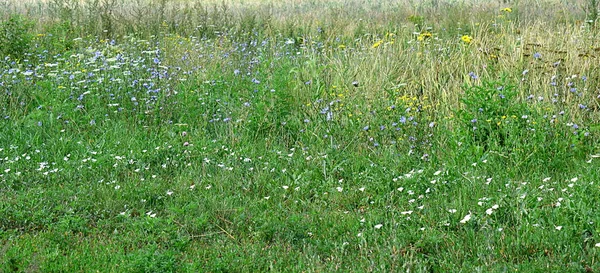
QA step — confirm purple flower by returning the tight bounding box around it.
[533,52,542,59]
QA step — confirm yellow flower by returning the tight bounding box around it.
[502,7,512,13]
[461,35,473,44]
[372,40,383,48]
[417,31,432,41]
[338,44,346,49]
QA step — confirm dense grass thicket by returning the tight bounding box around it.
[2,0,600,271]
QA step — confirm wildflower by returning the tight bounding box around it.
[468,71,478,80]
[374,224,383,229]
[461,35,473,44]
[372,40,383,48]
[533,52,542,59]
[459,212,472,223]
[571,177,578,182]
[417,31,432,41]
[502,7,512,13]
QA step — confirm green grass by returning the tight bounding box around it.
[2,0,600,271]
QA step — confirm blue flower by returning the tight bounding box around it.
[468,72,478,80]
[533,52,542,59]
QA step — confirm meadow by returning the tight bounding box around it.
[2,0,600,271]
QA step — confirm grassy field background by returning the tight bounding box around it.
[2,0,600,272]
